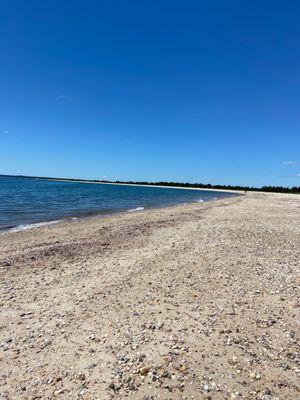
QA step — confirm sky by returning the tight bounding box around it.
[0,1,300,187]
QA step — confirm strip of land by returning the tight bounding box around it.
[45,178,244,193]
[0,193,299,399]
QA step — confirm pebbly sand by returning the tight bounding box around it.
[0,192,299,399]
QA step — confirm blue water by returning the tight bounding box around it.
[0,176,237,231]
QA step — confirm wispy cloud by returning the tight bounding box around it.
[280,173,300,178]
[282,161,298,166]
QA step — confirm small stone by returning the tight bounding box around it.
[78,373,85,381]
[228,356,238,365]
[128,381,136,390]
[139,366,151,375]
[203,384,210,392]
[249,372,261,380]
[179,364,188,372]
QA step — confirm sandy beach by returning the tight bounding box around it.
[0,192,299,400]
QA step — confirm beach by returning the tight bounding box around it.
[0,192,299,399]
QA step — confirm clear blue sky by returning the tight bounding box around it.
[1,1,299,186]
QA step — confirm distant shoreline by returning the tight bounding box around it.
[46,178,244,194]
[1,174,298,194]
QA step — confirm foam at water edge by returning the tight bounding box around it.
[9,220,61,232]
[197,199,204,202]
[127,207,145,212]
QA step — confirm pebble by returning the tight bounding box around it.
[228,356,238,365]
[249,371,261,380]
[179,364,188,372]
[139,366,151,375]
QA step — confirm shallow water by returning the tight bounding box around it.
[0,176,237,231]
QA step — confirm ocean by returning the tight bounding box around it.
[0,176,237,231]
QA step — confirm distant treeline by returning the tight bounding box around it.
[1,175,299,194]
[100,180,300,194]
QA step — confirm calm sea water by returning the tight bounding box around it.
[0,176,237,231]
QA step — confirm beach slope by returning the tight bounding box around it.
[0,193,299,399]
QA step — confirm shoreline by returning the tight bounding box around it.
[0,192,242,235]
[45,178,245,193]
[1,192,299,399]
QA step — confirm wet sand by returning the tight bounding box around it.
[0,192,299,399]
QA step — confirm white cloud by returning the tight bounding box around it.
[282,161,298,166]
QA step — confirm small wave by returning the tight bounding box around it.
[197,199,204,203]
[127,207,145,213]
[9,220,61,232]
